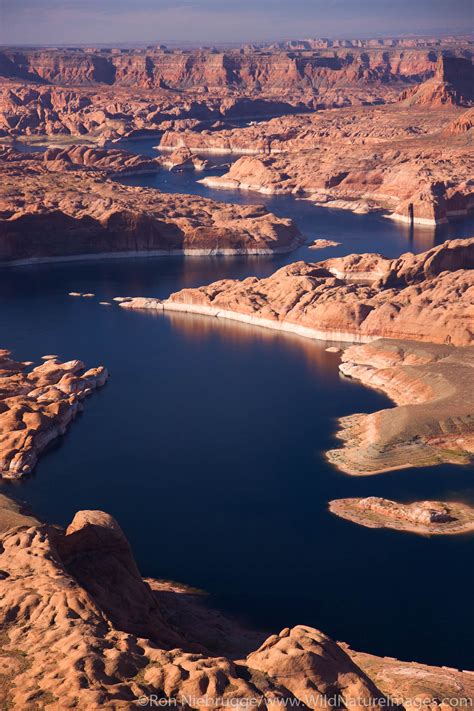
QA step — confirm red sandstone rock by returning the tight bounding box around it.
[0,350,107,478]
[1,505,472,708]
[150,238,474,347]
[159,103,473,225]
[0,148,301,262]
[329,497,474,534]
[399,56,474,107]
[328,339,474,474]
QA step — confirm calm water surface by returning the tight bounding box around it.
[1,140,473,669]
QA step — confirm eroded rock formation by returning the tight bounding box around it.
[120,238,474,347]
[0,349,107,478]
[328,339,474,474]
[399,56,474,107]
[161,103,474,225]
[1,506,473,709]
[0,148,301,262]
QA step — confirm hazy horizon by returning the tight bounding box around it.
[1,0,473,46]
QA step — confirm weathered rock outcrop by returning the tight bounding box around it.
[0,149,301,263]
[399,56,474,107]
[42,143,162,175]
[0,349,107,478]
[160,103,474,225]
[161,147,209,171]
[329,497,474,535]
[120,238,474,347]
[327,339,474,474]
[1,505,473,709]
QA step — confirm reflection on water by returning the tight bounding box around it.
[165,309,343,380]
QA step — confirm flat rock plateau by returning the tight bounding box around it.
[329,497,474,535]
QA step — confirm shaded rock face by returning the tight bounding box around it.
[0,148,301,262]
[399,55,474,107]
[160,238,474,347]
[0,46,446,90]
[1,507,473,709]
[0,350,107,478]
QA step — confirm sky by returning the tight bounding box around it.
[0,0,472,46]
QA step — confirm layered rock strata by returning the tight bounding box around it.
[0,349,107,478]
[327,339,474,474]
[0,148,301,263]
[1,506,473,709]
[329,497,474,535]
[399,55,474,107]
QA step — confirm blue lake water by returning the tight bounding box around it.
[1,139,473,669]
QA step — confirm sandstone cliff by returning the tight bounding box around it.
[399,56,474,107]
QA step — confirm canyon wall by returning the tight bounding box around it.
[0,46,453,90]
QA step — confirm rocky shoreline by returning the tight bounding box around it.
[0,146,301,263]
[117,238,474,476]
[158,59,474,227]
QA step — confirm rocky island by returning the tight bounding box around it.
[329,497,474,535]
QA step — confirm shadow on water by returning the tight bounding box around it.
[1,140,473,669]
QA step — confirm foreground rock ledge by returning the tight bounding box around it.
[1,506,473,709]
[0,349,107,478]
[329,497,474,535]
